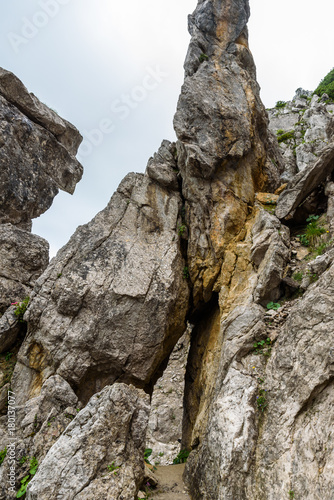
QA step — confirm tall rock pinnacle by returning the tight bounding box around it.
[174,0,281,305]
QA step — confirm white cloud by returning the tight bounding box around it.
[249,0,334,107]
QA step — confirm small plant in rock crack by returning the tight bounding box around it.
[13,297,29,322]
[0,447,7,466]
[298,214,326,247]
[178,224,187,236]
[47,416,56,427]
[16,457,38,498]
[199,53,209,62]
[297,233,309,246]
[305,215,326,246]
[266,302,280,310]
[144,448,152,465]
[183,266,189,279]
[275,100,287,109]
[173,449,190,464]
[256,388,268,413]
[314,239,333,256]
[139,481,154,499]
[306,270,318,283]
[289,490,295,499]
[293,271,303,282]
[107,462,120,475]
[277,131,295,143]
[64,412,75,420]
[253,338,272,356]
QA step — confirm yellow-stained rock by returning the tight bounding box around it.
[274,183,288,195]
[256,192,279,205]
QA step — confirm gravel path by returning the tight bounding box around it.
[150,464,191,499]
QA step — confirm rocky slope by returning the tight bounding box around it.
[268,88,334,181]
[0,68,83,317]
[1,1,334,499]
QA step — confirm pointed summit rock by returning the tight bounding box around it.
[174,0,281,305]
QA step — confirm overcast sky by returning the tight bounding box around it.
[1,0,334,256]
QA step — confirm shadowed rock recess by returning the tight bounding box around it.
[1,1,334,499]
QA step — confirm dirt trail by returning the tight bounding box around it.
[150,464,191,499]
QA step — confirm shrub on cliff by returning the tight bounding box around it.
[314,67,334,100]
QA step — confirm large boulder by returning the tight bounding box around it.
[0,224,49,313]
[24,384,150,500]
[11,172,190,406]
[0,68,81,155]
[0,306,21,354]
[0,68,83,227]
[0,68,83,327]
[275,140,334,220]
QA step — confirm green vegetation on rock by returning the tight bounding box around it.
[275,101,287,109]
[0,448,7,466]
[277,131,295,144]
[314,67,334,100]
[173,449,190,464]
[16,457,38,498]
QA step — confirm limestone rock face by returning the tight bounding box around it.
[268,89,334,181]
[0,68,83,227]
[146,328,191,466]
[3,2,334,500]
[0,306,21,354]
[26,384,150,500]
[0,224,49,313]
[174,0,280,305]
[0,67,83,333]
[252,209,290,304]
[184,257,334,500]
[275,140,334,220]
[181,206,289,461]
[146,140,179,191]
[11,172,189,407]
[0,68,81,155]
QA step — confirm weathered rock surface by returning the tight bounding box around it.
[0,374,79,498]
[275,140,334,220]
[146,328,191,466]
[0,68,82,155]
[11,172,189,408]
[2,2,334,500]
[0,224,49,313]
[184,257,334,499]
[252,209,290,304]
[181,205,289,460]
[26,384,149,500]
[0,68,83,227]
[173,0,281,305]
[146,140,179,191]
[0,67,83,343]
[268,88,334,181]
[0,306,21,354]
